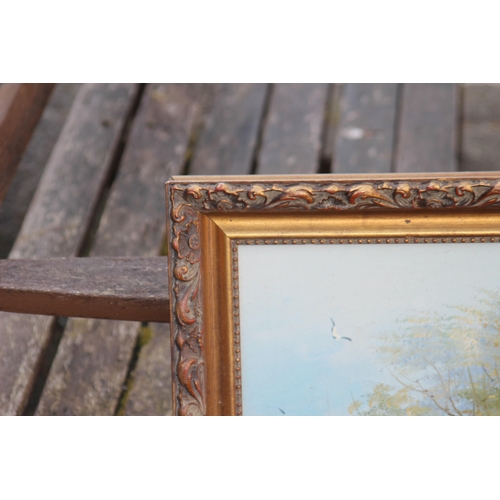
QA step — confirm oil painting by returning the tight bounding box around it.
[238,242,500,416]
[167,174,500,415]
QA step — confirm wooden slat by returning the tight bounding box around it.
[125,83,273,415]
[36,84,201,416]
[190,83,268,175]
[333,83,398,173]
[461,83,500,171]
[0,257,169,322]
[395,84,458,172]
[0,83,139,415]
[0,84,81,258]
[119,323,172,416]
[257,83,329,174]
[0,84,55,203]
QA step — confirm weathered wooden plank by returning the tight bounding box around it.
[124,84,271,415]
[0,257,169,322]
[119,323,172,416]
[0,83,139,415]
[35,317,140,416]
[9,84,139,259]
[395,84,458,173]
[257,83,329,175]
[461,83,500,171]
[462,83,500,121]
[36,84,201,416]
[190,83,268,175]
[0,84,81,258]
[333,83,399,173]
[0,84,55,203]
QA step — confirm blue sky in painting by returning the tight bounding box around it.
[237,242,500,416]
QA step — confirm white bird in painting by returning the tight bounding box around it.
[330,318,352,341]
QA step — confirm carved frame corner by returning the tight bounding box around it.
[166,175,500,416]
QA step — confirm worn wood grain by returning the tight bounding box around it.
[36,84,201,416]
[461,83,500,171]
[190,83,268,175]
[0,83,139,415]
[34,317,140,416]
[0,257,169,322]
[120,323,172,416]
[395,84,457,173]
[0,84,81,258]
[0,84,55,203]
[9,84,139,259]
[126,86,270,415]
[333,83,399,173]
[462,83,500,121]
[257,83,329,175]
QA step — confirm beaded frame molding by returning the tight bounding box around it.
[166,173,500,416]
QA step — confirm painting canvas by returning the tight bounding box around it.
[238,242,500,416]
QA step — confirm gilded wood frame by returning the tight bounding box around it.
[166,173,500,416]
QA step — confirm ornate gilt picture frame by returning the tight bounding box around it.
[166,173,500,416]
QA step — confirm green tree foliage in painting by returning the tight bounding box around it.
[349,290,500,416]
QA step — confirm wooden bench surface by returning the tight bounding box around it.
[0,83,498,415]
[0,84,54,203]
